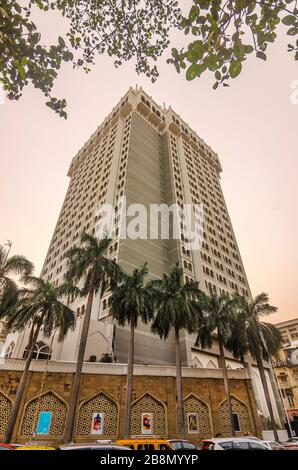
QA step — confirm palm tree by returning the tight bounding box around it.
[110,263,155,439]
[239,293,282,442]
[150,264,204,438]
[64,232,118,443]
[195,292,244,437]
[0,244,33,315]
[4,277,76,443]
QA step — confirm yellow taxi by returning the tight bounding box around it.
[116,436,174,451]
[16,443,57,450]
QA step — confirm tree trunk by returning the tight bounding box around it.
[256,352,279,442]
[218,338,235,437]
[64,289,94,443]
[124,321,135,439]
[175,327,185,438]
[23,324,34,359]
[5,323,41,443]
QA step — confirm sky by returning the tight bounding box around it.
[1,9,297,324]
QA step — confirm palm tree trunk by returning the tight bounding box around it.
[256,352,279,442]
[64,289,94,443]
[124,321,135,439]
[218,338,235,437]
[5,323,41,443]
[23,324,34,359]
[175,327,185,438]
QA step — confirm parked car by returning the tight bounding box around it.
[59,443,132,451]
[281,437,298,448]
[168,439,200,450]
[201,438,270,450]
[117,438,173,450]
[260,441,284,450]
[16,445,57,450]
[241,436,261,441]
[10,444,25,449]
[0,444,14,451]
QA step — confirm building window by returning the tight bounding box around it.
[5,341,15,358]
[232,413,241,432]
[23,341,52,360]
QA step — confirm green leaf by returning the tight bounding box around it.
[206,54,219,71]
[189,6,199,21]
[287,27,298,36]
[244,45,254,54]
[18,65,26,79]
[215,70,221,80]
[282,15,296,26]
[58,36,66,48]
[256,51,267,61]
[229,60,242,78]
[186,63,202,80]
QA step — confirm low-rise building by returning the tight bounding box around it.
[272,318,298,433]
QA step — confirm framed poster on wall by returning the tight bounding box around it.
[91,412,104,435]
[36,411,52,435]
[141,413,153,435]
[187,413,199,433]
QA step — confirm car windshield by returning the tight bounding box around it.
[249,442,267,450]
[183,442,198,449]
[270,442,281,449]
[170,441,182,449]
[137,444,155,450]
[219,441,234,450]
[234,441,250,450]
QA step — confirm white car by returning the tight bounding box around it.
[260,440,283,451]
[281,437,298,448]
[201,438,270,451]
[59,443,132,451]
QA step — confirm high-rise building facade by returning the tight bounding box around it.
[2,87,284,429]
[5,87,252,365]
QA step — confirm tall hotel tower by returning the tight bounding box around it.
[6,87,253,367]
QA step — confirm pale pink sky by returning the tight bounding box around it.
[0,11,297,323]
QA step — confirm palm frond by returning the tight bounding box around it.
[238,293,281,361]
[111,263,154,329]
[5,277,76,342]
[4,255,34,276]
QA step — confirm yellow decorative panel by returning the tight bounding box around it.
[131,393,167,436]
[76,392,118,437]
[0,391,12,436]
[20,391,67,437]
[219,396,251,435]
[183,394,212,434]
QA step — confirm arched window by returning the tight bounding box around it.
[5,341,15,358]
[23,341,52,360]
